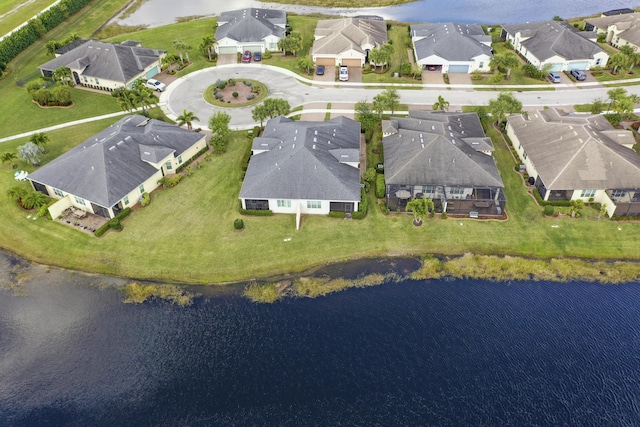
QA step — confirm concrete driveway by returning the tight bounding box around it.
[217,54,237,65]
[448,73,472,85]
[422,71,445,84]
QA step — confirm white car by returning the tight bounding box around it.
[146,78,166,92]
[339,66,349,81]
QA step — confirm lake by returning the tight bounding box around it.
[1,250,639,425]
[112,0,635,28]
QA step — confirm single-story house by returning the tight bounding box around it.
[586,12,640,50]
[506,108,640,218]
[383,110,505,216]
[501,21,609,71]
[311,17,388,67]
[215,8,286,55]
[239,116,361,229]
[39,40,166,91]
[411,23,493,73]
[28,115,207,220]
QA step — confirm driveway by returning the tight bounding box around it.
[422,71,445,85]
[217,54,237,65]
[448,73,472,85]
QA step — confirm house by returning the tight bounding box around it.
[585,12,640,50]
[28,115,207,220]
[214,8,286,55]
[501,21,609,71]
[506,108,640,218]
[239,116,361,229]
[383,111,505,217]
[39,40,166,91]
[311,17,388,67]
[411,23,493,73]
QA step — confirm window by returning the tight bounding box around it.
[83,76,87,82]
[277,200,291,208]
[523,150,528,160]
[449,187,464,195]
[423,185,435,193]
[139,184,145,194]
[580,189,596,198]
[95,78,100,85]
[165,161,172,170]
[611,190,625,198]
[178,155,183,165]
[124,195,129,205]
[479,62,484,68]
[53,188,63,197]
[596,58,602,66]
[307,200,321,209]
[74,196,86,206]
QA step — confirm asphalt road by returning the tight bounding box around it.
[161,64,640,130]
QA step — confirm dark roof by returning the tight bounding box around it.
[501,21,605,61]
[383,111,503,188]
[603,8,634,16]
[411,23,492,62]
[54,39,88,55]
[240,116,361,202]
[28,116,204,208]
[216,8,285,42]
[40,40,165,84]
[507,108,640,190]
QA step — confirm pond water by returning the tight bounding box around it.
[112,0,634,28]
[1,250,640,425]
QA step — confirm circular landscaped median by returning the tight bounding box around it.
[203,78,268,107]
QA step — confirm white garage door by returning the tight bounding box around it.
[218,46,236,55]
[242,45,263,53]
[547,63,563,72]
[568,62,589,70]
[448,64,470,73]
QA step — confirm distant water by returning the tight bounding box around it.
[113,0,635,28]
[1,256,640,425]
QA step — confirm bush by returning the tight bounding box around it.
[247,93,255,100]
[234,218,244,230]
[604,113,622,127]
[216,79,227,89]
[441,212,448,219]
[244,81,252,87]
[140,192,150,207]
[543,205,555,216]
[328,211,346,218]
[176,146,209,173]
[240,209,273,216]
[470,73,483,81]
[158,175,182,188]
[109,218,122,231]
[375,174,385,199]
[352,211,365,219]
[94,207,131,237]
[263,51,272,59]
[232,91,238,98]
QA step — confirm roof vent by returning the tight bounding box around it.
[431,126,435,130]
[109,146,116,151]
[117,141,124,146]
[313,144,316,149]
[143,151,150,155]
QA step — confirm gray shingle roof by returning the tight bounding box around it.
[215,8,285,42]
[507,108,640,190]
[383,111,503,188]
[312,18,388,56]
[411,23,492,62]
[240,117,361,202]
[39,40,165,84]
[28,116,204,208]
[586,12,640,46]
[501,21,605,61]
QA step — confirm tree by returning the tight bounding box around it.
[607,87,628,113]
[6,185,27,202]
[569,199,585,218]
[609,52,629,75]
[209,111,231,153]
[384,88,400,114]
[627,52,640,73]
[355,100,377,136]
[51,85,72,105]
[133,85,158,116]
[373,92,388,118]
[590,97,605,114]
[432,95,450,111]
[252,104,269,127]
[18,142,45,166]
[490,51,520,81]
[369,45,391,71]
[298,56,315,74]
[488,91,522,125]
[263,98,290,118]
[30,133,49,153]
[45,40,61,56]
[1,152,18,168]
[52,66,72,86]
[199,35,216,61]
[177,109,199,130]
[173,40,189,65]
[278,32,302,56]
[22,191,48,210]
[406,197,434,225]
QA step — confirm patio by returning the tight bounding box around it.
[55,207,109,235]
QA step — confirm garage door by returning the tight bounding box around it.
[218,46,236,55]
[448,64,470,73]
[144,65,159,79]
[568,62,589,70]
[547,63,563,72]
[315,57,336,66]
[242,44,263,53]
[342,58,362,67]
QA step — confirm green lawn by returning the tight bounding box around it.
[0,0,58,36]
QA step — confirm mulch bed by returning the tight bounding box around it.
[216,82,253,104]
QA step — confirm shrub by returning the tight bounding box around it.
[216,79,227,89]
[604,113,622,127]
[244,81,252,87]
[109,218,122,231]
[234,218,244,230]
[543,205,555,216]
[232,91,239,98]
[94,208,131,237]
[158,175,182,188]
[247,93,255,100]
[441,212,448,219]
[352,212,365,219]
[140,192,150,207]
[329,211,346,218]
[470,73,483,81]
[375,174,385,199]
[263,51,272,59]
[240,209,273,216]
[228,78,236,86]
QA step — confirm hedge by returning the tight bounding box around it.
[533,189,572,207]
[176,146,209,173]
[94,207,131,237]
[0,0,93,65]
[240,209,273,216]
[328,211,345,218]
[375,174,385,199]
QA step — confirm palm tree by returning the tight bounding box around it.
[5,185,27,202]
[609,52,629,75]
[177,109,199,130]
[133,87,158,116]
[200,35,216,61]
[490,52,520,80]
[406,197,434,225]
[22,191,49,210]
[29,133,49,153]
[52,66,73,86]
[1,152,18,168]
[173,40,188,65]
[432,95,450,111]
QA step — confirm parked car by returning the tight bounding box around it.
[145,78,166,92]
[316,65,325,75]
[339,66,349,81]
[570,69,586,81]
[242,50,252,63]
[253,52,262,62]
[547,72,561,83]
